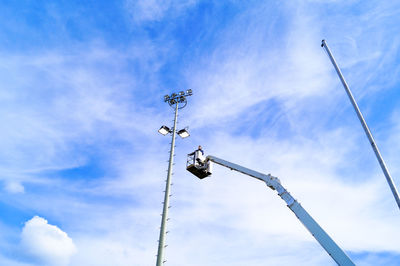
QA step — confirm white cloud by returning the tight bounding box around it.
[0,43,167,191]
[21,216,76,266]
[184,4,336,130]
[125,0,198,23]
[127,0,171,22]
[4,181,24,194]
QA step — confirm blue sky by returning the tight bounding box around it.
[0,1,400,265]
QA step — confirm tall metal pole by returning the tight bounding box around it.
[321,39,400,210]
[156,89,192,265]
[156,102,179,266]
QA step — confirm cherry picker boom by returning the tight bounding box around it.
[186,152,355,266]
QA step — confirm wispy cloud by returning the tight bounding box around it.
[125,0,199,23]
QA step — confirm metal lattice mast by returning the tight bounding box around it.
[322,39,400,210]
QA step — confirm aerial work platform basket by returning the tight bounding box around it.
[186,151,212,179]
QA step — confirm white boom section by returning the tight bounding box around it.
[206,155,354,266]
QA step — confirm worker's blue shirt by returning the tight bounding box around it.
[198,149,204,155]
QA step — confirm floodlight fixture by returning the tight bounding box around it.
[158,125,171,135]
[177,128,190,138]
[163,90,193,109]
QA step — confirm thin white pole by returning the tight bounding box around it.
[321,39,400,210]
[156,102,179,265]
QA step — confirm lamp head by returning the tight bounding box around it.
[177,128,190,138]
[158,125,171,135]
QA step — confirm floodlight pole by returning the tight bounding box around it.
[156,102,178,266]
[321,39,400,210]
[156,90,192,265]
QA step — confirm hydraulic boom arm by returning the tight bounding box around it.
[187,154,354,266]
